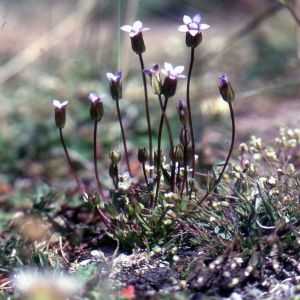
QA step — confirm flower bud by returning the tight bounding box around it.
[177,99,189,125]
[88,92,104,122]
[138,147,148,164]
[53,100,68,129]
[218,75,235,103]
[107,72,122,101]
[162,76,178,98]
[143,64,162,95]
[186,31,202,48]
[109,163,117,179]
[180,127,191,147]
[154,150,162,173]
[174,144,184,161]
[88,191,100,207]
[130,32,146,54]
[109,148,121,165]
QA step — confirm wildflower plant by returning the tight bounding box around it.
[52,11,300,260]
[51,13,238,251]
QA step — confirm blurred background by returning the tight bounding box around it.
[0,0,299,196]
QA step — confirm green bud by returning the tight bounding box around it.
[174,144,184,161]
[109,163,116,179]
[53,100,68,129]
[154,150,162,173]
[109,147,121,165]
[88,191,100,207]
[177,99,189,125]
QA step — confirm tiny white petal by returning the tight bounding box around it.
[174,66,184,74]
[53,99,68,108]
[199,24,210,30]
[133,20,142,30]
[164,62,173,72]
[177,74,186,79]
[140,28,150,32]
[189,30,199,36]
[106,73,116,81]
[161,69,168,76]
[89,92,98,102]
[183,15,192,25]
[193,13,201,24]
[120,25,132,32]
[178,25,189,32]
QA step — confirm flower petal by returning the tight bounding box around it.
[133,20,142,31]
[140,28,150,32]
[164,62,173,72]
[183,15,192,25]
[177,74,186,79]
[53,99,68,108]
[193,13,201,24]
[178,25,189,32]
[174,66,184,74]
[199,24,210,30]
[189,30,199,36]
[143,69,151,77]
[89,92,98,102]
[106,73,116,82]
[120,25,132,32]
[161,69,169,76]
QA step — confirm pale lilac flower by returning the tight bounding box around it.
[106,71,122,83]
[178,13,210,36]
[161,62,186,80]
[120,20,150,37]
[53,99,68,109]
[88,92,105,103]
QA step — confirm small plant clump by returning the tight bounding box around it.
[2,9,300,300]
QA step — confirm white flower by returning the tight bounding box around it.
[120,20,150,37]
[106,71,122,83]
[178,13,210,37]
[52,99,68,109]
[161,62,186,80]
[88,92,105,103]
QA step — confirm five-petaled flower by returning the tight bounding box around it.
[143,63,162,95]
[53,100,68,129]
[120,20,150,37]
[178,13,210,36]
[121,20,150,54]
[161,62,186,80]
[107,71,122,100]
[88,92,105,122]
[161,63,185,98]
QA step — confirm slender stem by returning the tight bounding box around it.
[154,96,168,208]
[115,99,132,177]
[59,128,88,200]
[186,47,196,179]
[198,102,235,205]
[115,164,119,189]
[183,125,189,197]
[157,95,175,192]
[138,54,153,178]
[95,207,112,229]
[93,122,108,204]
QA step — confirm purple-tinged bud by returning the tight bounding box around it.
[88,92,104,122]
[138,147,148,164]
[180,127,190,147]
[218,75,235,103]
[107,71,122,101]
[143,64,162,95]
[109,147,121,165]
[53,100,68,129]
[162,76,177,98]
[177,99,189,125]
